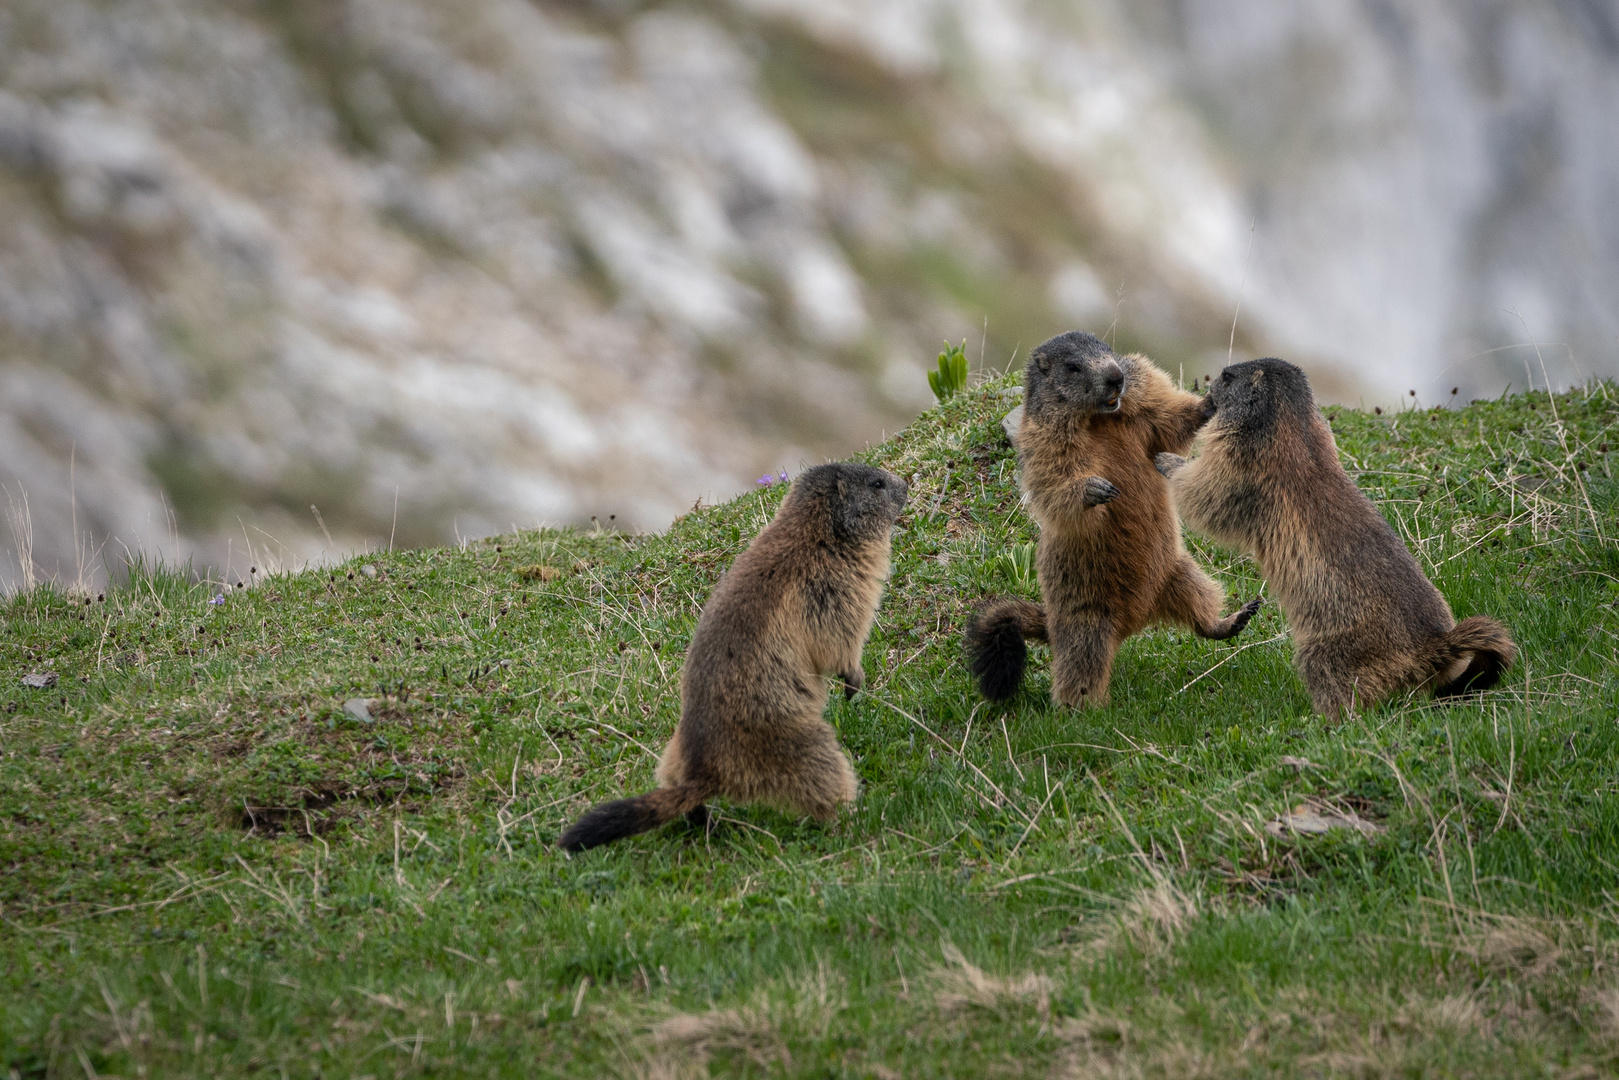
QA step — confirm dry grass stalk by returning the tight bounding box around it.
[4,482,36,594]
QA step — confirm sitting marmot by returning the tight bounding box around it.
[559,462,908,851]
[966,331,1260,707]
[1157,358,1516,718]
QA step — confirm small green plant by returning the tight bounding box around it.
[929,339,970,403]
[998,541,1038,593]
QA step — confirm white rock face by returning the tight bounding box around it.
[0,1,845,585]
[752,0,1619,395]
[0,0,1614,588]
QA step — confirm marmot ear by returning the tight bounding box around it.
[1034,350,1051,374]
[836,477,847,498]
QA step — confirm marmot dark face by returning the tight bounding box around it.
[1204,358,1315,442]
[1026,332,1126,419]
[786,463,908,542]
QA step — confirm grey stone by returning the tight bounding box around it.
[343,697,375,723]
[20,671,57,689]
[1001,404,1024,446]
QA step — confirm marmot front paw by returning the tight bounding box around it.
[1230,597,1263,633]
[1082,477,1120,507]
[1154,452,1187,478]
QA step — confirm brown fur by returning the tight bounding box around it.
[558,462,907,851]
[1161,358,1517,719]
[965,332,1259,707]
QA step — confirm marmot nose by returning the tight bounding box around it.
[1102,365,1124,393]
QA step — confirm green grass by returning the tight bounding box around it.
[4,378,1619,1078]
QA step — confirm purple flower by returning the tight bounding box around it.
[208,594,226,606]
[757,474,775,486]
[778,470,789,483]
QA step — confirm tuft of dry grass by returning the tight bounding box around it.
[645,1007,787,1075]
[626,965,845,1078]
[1429,906,1604,981]
[1472,918,1565,978]
[1397,993,1490,1037]
[4,481,36,594]
[1092,879,1204,958]
[929,943,1055,1023]
[1052,985,1550,1080]
[1583,984,1619,1044]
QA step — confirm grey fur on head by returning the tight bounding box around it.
[1203,358,1314,445]
[787,463,908,542]
[1025,331,1127,420]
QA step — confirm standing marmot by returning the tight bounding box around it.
[1157,358,1516,719]
[965,331,1261,707]
[558,462,908,852]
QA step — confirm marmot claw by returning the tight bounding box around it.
[1154,452,1187,478]
[1082,476,1120,507]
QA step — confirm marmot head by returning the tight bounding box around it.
[785,463,908,543]
[1204,358,1314,445]
[1025,332,1126,420]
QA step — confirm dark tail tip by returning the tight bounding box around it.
[1433,616,1517,697]
[558,795,664,853]
[965,599,1042,702]
[1437,655,1506,697]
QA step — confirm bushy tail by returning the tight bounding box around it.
[1428,615,1518,697]
[558,782,713,853]
[964,598,1047,702]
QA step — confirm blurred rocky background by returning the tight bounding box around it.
[2,0,1616,588]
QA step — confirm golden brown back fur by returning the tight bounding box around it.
[559,462,907,851]
[966,332,1259,707]
[1162,358,1516,719]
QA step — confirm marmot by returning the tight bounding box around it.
[965,331,1261,707]
[1157,358,1516,719]
[558,462,908,852]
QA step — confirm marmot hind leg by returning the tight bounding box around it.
[1048,615,1117,708]
[784,742,858,821]
[1295,640,1394,721]
[1158,556,1261,640]
[732,722,859,822]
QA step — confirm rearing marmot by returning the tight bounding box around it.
[1157,358,1516,719]
[965,332,1261,707]
[559,462,907,852]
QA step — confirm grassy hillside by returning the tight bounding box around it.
[3,376,1618,1078]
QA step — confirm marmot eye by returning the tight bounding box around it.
[1222,371,1235,384]
[1065,362,1081,374]
[871,479,885,489]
